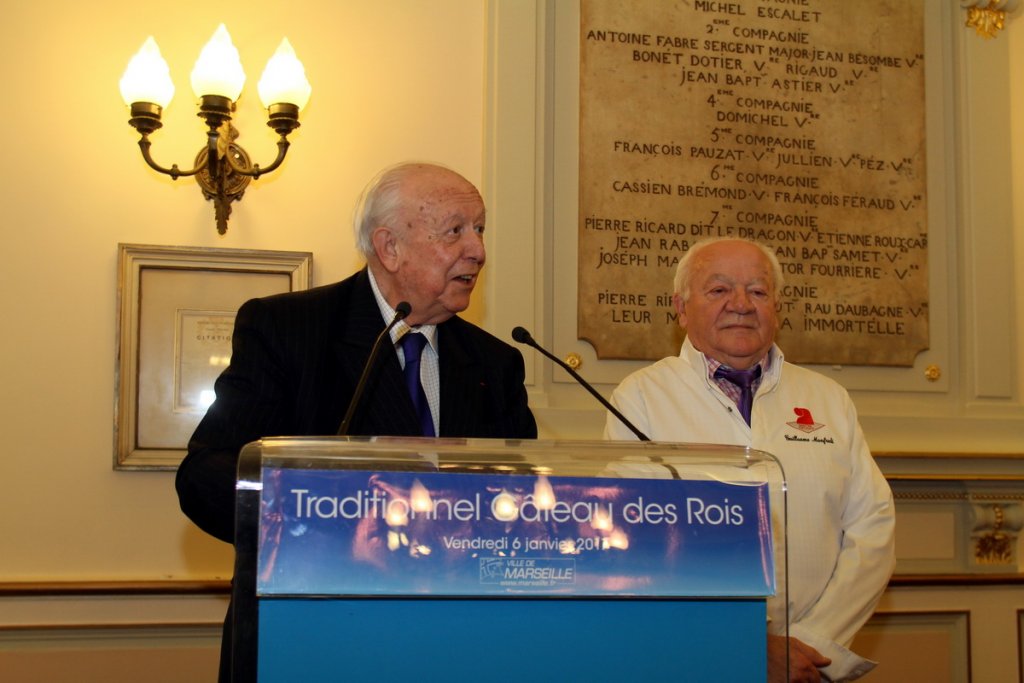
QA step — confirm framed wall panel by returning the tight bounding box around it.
[853,611,969,683]
[114,244,312,470]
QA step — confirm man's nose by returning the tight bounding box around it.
[728,290,754,311]
[463,230,486,263]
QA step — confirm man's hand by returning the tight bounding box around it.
[768,634,832,683]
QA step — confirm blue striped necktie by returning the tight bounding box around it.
[714,365,762,425]
[400,332,435,436]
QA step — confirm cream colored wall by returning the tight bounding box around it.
[0,0,485,583]
[1012,13,1024,399]
[1,0,1022,625]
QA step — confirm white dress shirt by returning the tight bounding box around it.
[367,269,440,435]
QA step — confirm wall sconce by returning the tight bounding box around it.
[120,24,311,234]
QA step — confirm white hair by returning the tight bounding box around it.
[351,161,457,258]
[673,237,784,301]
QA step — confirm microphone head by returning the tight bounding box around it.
[511,326,533,344]
[395,301,412,319]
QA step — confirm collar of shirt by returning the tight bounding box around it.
[366,267,438,351]
[705,353,771,405]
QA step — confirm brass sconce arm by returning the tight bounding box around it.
[137,135,206,180]
[126,97,302,235]
[128,102,205,179]
[219,103,301,179]
[231,137,290,179]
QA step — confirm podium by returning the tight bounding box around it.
[231,437,787,681]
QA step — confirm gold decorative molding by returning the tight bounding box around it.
[962,0,1020,38]
[891,572,1024,585]
[874,451,1024,482]
[893,489,1024,501]
[971,501,1022,566]
[875,451,1024,460]
[975,529,1013,563]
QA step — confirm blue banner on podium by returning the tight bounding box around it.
[257,467,774,598]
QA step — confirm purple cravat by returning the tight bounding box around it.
[400,332,435,437]
[714,365,762,425]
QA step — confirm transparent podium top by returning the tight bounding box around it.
[235,436,787,617]
[240,435,784,480]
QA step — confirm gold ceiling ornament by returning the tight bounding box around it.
[962,0,1019,39]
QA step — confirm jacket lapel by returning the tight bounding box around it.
[332,270,420,436]
[437,320,483,437]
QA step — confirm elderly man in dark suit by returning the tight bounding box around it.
[176,162,537,680]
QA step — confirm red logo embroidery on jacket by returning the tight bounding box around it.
[787,407,825,433]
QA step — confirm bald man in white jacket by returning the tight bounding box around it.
[605,238,895,683]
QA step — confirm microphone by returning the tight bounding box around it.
[337,301,412,436]
[511,326,650,442]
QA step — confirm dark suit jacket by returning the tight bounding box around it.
[176,268,537,544]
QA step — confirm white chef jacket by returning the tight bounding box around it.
[605,338,895,682]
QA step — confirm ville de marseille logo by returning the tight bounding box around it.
[786,407,824,433]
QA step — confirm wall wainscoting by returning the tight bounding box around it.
[0,582,229,683]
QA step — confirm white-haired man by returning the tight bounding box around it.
[605,238,895,683]
[178,162,537,682]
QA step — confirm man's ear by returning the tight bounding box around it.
[672,293,688,329]
[371,226,400,273]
